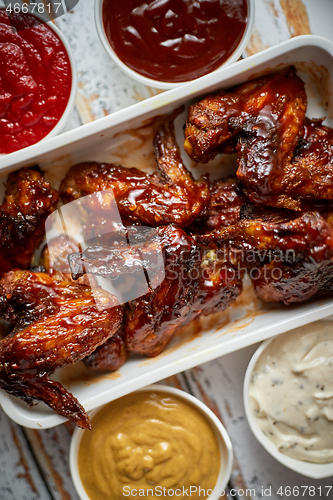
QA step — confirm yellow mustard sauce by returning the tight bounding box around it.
[78,391,221,500]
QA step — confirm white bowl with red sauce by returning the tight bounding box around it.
[0,9,77,154]
[70,384,233,500]
[95,0,255,89]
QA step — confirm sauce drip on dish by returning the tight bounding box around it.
[102,0,248,83]
[0,11,72,154]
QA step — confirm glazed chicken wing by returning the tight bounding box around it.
[83,326,128,372]
[185,68,328,210]
[279,118,333,205]
[40,235,127,372]
[198,203,333,304]
[69,225,242,357]
[0,167,59,277]
[188,176,247,233]
[60,108,209,228]
[184,68,305,159]
[40,234,96,287]
[0,270,122,428]
[126,239,241,356]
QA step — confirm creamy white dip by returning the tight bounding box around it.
[249,320,333,463]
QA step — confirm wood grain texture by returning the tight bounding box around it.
[279,0,311,36]
[23,426,79,500]
[0,410,51,500]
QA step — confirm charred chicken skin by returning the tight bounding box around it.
[189,176,247,233]
[83,326,128,372]
[185,68,333,210]
[40,235,127,372]
[198,203,333,304]
[60,108,209,228]
[281,118,333,206]
[69,225,242,357]
[184,68,306,159]
[0,167,59,277]
[0,270,123,428]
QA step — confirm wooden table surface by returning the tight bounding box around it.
[1,1,333,499]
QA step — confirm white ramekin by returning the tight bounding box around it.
[70,384,233,500]
[94,0,255,90]
[244,338,333,479]
[0,8,77,150]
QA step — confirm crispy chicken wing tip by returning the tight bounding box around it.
[0,369,92,429]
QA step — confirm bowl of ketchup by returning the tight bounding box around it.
[95,0,254,89]
[0,9,77,154]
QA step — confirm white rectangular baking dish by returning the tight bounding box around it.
[1,35,333,429]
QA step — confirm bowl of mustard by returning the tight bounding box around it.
[70,384,233,500]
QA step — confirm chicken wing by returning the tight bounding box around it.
[184,68,305,159]
[0,270,122,428]
[83,326,128,372]
[69,225,242,357]
[40,234,127,372]
[198,203,333,304]
[188,176,247,233]
[0,167,59,277]
[278,118,333,205]
[60,108,209,227]
[40,234,96,287]
[184,68,330,210]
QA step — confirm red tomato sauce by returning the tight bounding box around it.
[0,11,72,154]
[102,0,248,84]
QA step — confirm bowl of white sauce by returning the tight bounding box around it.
[243,319,333,478]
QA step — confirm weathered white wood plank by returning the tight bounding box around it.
[23,425,79,500]
[0,409,52,500]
